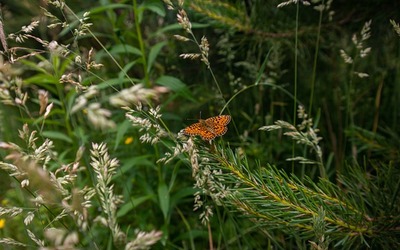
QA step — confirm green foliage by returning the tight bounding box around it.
[0,0,399,249]
[196,143,400,248]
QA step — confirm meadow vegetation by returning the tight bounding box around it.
[0,0,399,249]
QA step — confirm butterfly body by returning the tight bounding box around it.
[183,115,231,141]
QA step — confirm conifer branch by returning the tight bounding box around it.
[192,144,400,247]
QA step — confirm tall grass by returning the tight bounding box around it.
[0,0,399,249]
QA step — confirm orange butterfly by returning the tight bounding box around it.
[183,115,231,141]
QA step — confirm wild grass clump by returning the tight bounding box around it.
[1,0,399,249]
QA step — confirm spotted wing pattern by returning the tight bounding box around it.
[183,115,231,141]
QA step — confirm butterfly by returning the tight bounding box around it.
[183,115,231,141]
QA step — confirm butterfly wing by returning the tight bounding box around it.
[212,125,228,137]
[183,122,216,140]
[204,115,231,137]
[184,115,231,141]
[183,122,203,136]
[205,115,231,126]
[199,130,217,140]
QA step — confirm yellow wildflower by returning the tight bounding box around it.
[125,136,134,145]
[0,218,5,229]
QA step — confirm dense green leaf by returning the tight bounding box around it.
[42,131,73,143]
[147,41,167,73]
[158,181,170,221]
[156,75,196,102]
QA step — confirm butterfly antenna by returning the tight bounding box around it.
[185,111,203,121]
